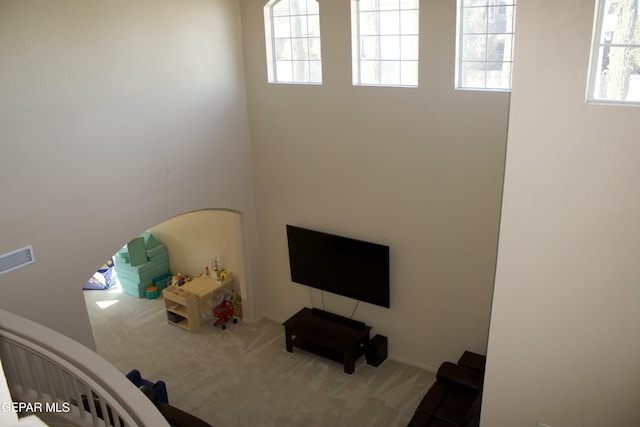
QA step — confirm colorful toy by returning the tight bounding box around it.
[218,269,230,282]
[172,274,185,287]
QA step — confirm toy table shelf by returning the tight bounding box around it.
[163,276,232,332]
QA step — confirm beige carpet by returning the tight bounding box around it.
[83,283,435,427]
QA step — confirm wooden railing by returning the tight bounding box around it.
[0,309,169,427]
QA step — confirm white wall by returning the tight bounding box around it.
[482,0,640,425]
[148,210,248,298]
[240,0,510,370]
[0,0,261,348]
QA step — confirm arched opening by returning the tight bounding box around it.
[82,208,253,355]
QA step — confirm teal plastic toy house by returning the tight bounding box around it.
[114,232,170,298]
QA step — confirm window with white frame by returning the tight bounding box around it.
[351,0,420,87]
[588,0,640,104]
[264,0,322,84]
[456,0,517,91]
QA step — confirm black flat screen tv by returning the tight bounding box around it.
[286,225,390,308]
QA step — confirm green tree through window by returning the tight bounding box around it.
[456,0,517,91]
[264,0,322,84]
[589,0,640,103]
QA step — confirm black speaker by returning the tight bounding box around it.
[365,334,388,367]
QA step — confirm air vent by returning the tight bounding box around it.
[0,246,35,276]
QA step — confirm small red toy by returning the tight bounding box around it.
[213,298,237,330]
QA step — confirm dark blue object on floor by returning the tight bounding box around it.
[125,369,169,404]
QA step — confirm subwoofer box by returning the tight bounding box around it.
[365,334,388,367]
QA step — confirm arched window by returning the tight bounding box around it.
[264,0,322,84]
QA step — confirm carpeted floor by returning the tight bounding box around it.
[83,283,435,427]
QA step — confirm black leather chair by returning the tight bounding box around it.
[407,351,485,427]
[139,385,212,427]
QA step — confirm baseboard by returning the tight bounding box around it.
[263,312,287,324]
[387,354,439,375]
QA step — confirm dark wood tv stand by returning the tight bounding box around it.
[282,307,372,374]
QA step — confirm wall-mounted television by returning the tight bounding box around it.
[286,225,390,308]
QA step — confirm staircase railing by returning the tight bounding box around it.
[0,309,170,427]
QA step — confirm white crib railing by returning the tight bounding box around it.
[0,309,170,427]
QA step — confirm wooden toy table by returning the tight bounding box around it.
[163,276,232,332]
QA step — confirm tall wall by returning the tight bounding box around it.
[0,0,260,348]
[482,0,640,425]
[240,0,510,369]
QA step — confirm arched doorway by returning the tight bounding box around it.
[82,208,253,354]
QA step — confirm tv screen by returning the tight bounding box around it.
[286,225,390,308]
